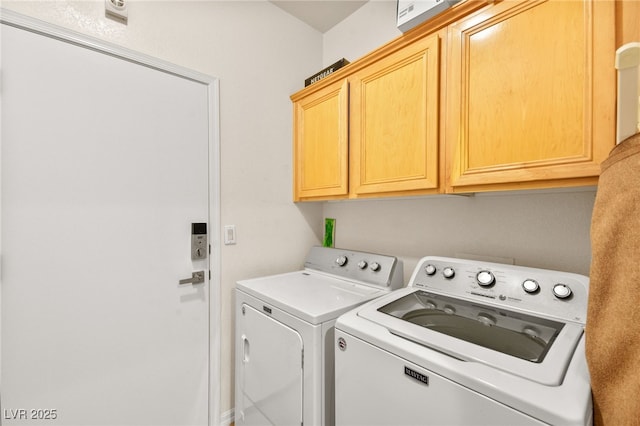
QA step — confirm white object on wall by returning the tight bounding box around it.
[105,0,128,23]
[224,225,237,245]
[615,42,640,144]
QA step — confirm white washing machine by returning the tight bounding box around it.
[235,246,403,426]
[335,256,592,426]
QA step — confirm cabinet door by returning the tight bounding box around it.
[446,0,615,192]
[350,33,440,196]
[293,79,349,201]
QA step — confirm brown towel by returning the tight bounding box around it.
[587,132,640,426]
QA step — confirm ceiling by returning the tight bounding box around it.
[269,0,369,33]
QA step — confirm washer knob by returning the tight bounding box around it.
[369,262,381,272]
[553,284,572,299]
[443,267,455,279]
[476,270,495,287]
[335,256,348,267]
[424,264,437,276]
[357,260,368,270]
[522,279,540,294]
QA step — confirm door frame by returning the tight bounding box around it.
[0,8,222,425]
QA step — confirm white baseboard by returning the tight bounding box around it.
[220,408,234,426]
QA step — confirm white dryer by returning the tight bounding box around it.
[335,256,592,426]
[235,246,403,426]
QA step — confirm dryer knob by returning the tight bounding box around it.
[443,267,455,279]
[335,256,348,267]
[424,264,437,276]
[357,260,368,269]
[369,262,381,272]
[553,284,572,299]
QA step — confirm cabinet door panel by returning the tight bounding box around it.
[294,80,349,200]
[351,34,440,196]
[447,0,615,191]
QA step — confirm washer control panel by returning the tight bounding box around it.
[304,246,404,290]
[410,257,588,324]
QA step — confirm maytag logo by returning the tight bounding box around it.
[404,366,429,386]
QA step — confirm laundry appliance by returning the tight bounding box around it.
[235,246,404,426]
[335,256,592,425]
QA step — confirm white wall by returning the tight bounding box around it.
[1,0,324,419]
[321,0,596,277]
[323,0,401,66]
[323,190,596,279]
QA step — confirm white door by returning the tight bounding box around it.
[1,16,217,426]
[237,303,303,426]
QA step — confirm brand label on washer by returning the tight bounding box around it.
[404,366,429,386]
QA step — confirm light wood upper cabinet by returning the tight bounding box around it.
[351,33,440,196]
[291,0,620,201]
[293,79,349,201]
[292,32,442,201]
[445,0,616,192]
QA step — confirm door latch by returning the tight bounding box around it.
[179,271,205,285]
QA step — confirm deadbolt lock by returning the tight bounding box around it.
[191,223,208,260]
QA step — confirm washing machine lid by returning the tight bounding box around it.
[357,288,584,386]
[237,270,386,325]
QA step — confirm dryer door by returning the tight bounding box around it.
[237,303,303,426]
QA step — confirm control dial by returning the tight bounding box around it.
[369,262,381,272]
[442,267,455,279]
[424,264,437,276]
[522,279,540,294]
[335,256,348,267]
[553,284,572,299]
[357,260,368,270]
[476,270,495,287]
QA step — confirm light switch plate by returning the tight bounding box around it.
[224,225,236,245]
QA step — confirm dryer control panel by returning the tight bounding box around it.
[304,246,404,290]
